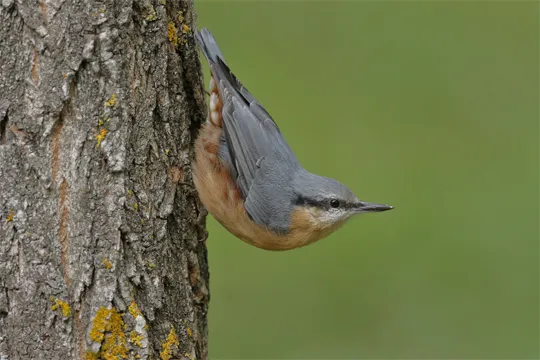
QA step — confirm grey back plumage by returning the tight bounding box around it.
[196,29,301,233]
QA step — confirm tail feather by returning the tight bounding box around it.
[195,28,224,64]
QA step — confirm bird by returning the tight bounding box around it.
[193,28,393,251]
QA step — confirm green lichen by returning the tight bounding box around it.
[105,93,117,107]
[145,6,157,21]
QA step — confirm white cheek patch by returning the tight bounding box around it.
[307,208,347,227]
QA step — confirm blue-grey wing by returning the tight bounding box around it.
[221,96,300,233]
[196,29,300,232]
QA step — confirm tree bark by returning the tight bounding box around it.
[0,0,209,359]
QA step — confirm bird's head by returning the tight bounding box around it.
[293,172,393,231]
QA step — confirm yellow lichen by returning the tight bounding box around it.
[102,258,113,270]
[89,307,128,360]
[168,22,178,48]
[186,327,192,338]
[177,11,184,22]
[184,353,194,360]
[6,210,14,222]
[129,330,144,347]
[85,351,99,360]
[89,307,109,343]
[105,93,117,107]
[133,203,139,211]
[182,24,190,34]
[160,326,179,360]
[128,301,141,318]
[95,128,108,148]
[50,297,72,318]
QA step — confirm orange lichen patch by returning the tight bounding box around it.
[89,307,128,360]
[182,24,190,34]
[128,301,141,319]
[50,297,72,318]
[105,93,117,107]
[129,330,143,347]
[58,178,71,285]
[51,116,64,184]
[95,128,108,148]
[6,210,14,222]
[168,22,178,47]
[160,326,179,360]
[186,327,192,339]
[31,47,39,84]
[102,258,113,270]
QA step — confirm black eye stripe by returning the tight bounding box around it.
[295,195,354,210]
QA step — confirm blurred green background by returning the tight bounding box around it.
[195,1,538,358]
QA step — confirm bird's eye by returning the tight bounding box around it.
[330,199,340,208]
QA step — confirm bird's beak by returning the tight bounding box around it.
[353,201,393,213]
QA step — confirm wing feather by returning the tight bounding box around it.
[196,29,299,232]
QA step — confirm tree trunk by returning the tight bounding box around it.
[0,0,209,359]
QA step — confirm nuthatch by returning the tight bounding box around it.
[193,29,393,251]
